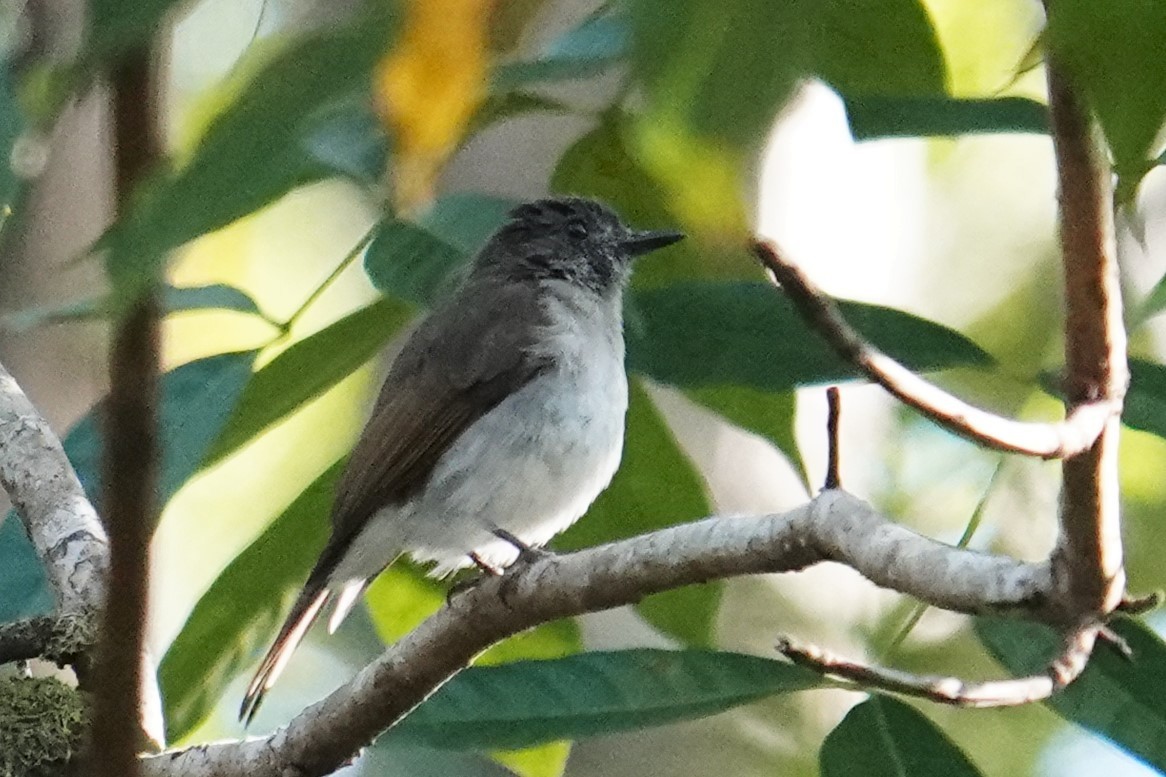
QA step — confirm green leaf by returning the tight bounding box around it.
[805,0,946,98]
[392,649,822,749]
[103,16,395,301]
[481,620,581,667]
[0,352,256,623]
[364,221,467,305]
[363,194,517,305]
[1046,0,1166,196]
[85,0,186,62]
[63,351,257,508]
[205,298,416,465]
[418,193,518,254]
[470,92,571,135]
[559,380,718,646]
[2,284,267,331]
[0,515,52,621]
[626,282,991,392]
[845,96,1049,141]
[493,13,629,91]
[363,739,517,777]
[1123,359,1166,441]
[630,0,799,150]
[550,118,759,285]
[300,96,389,185]
[976,616,1166,772]
[630,0,943,150]
[685,386,806,487]
[159,460,342,742]
[820,696,984,777]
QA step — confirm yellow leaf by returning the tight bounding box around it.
[377,0,493,211]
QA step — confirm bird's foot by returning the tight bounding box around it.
[491,528,554,565]
[445,552,503,607]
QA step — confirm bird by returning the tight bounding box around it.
[239,196,683,723]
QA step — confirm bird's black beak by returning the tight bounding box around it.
[622,229,685,257]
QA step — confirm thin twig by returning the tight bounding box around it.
[776,625,1100,707]
[751,239,1117,459]
[278,225,378,335]
[823,386,842,490]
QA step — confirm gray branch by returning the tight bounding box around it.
[142,490,1056,777]
[0,360,107,663]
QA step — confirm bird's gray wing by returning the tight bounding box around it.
[328,278,553,560]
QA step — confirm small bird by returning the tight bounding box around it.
[240,196,683,723]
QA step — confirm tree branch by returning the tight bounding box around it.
[751,239,1117,460]
[1043,59,1127,620]
[90,41,165,772]
[0,359,108,664]
[142,490,1058,777]
[777,623,1100,707]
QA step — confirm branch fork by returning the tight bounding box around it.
[0,54,1137,777]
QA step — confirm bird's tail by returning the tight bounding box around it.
[239,581,331,726]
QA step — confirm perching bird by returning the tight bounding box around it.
[240,197,683,723]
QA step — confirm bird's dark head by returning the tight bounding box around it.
[472,197,683,294]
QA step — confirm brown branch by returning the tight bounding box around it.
[141,490,1059,777]
[751,240,1117,459]
[824,386,842,490]
[90,44,164,775]
[776,625,1100,707]
[1043,59,1128,621]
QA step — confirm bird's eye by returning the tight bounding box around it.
[565,220,588,239]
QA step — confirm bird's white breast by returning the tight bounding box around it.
[334,284,628,580]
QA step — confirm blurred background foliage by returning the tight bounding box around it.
[1,0,1166,775]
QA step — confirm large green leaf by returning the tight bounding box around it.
[363,194,517,305]
[820,696,984,777]
[103,14,396,300]
[0,515,52,621]
[362,740,516,777]
[550,118,759,286]
[493,12,629,91]
[845,96,1049,141]
[631,0,945,144]
[558,380,718,645]
[976,616,1166,771]
[1046,0,1166,197]
[0,351,256,621]
[1123,358,1166,441]
[159,460,342,742]
[63,350,257,507]
[626,282,991,392]
[392,649,822,749]
[205,298,415,465]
